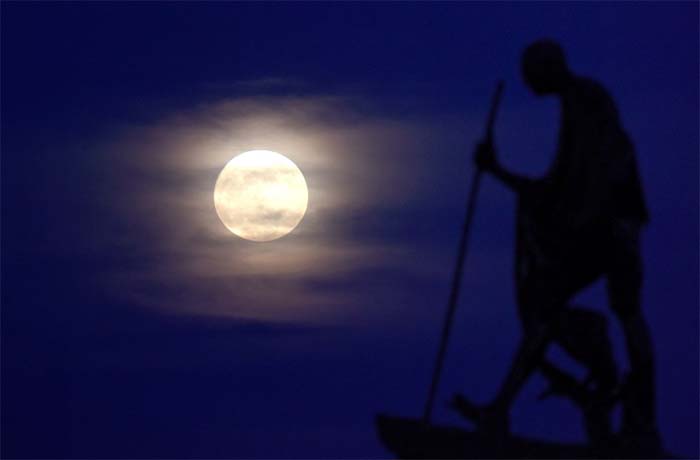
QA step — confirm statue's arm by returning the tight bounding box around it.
[474,141,536,195]
[489,163,536,194]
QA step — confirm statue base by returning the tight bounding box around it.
[376,414,674,459]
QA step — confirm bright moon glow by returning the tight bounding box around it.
[214,150,308,242]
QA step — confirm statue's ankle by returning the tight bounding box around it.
[487,400,510,416]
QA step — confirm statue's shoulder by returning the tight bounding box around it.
[573,76,608,96]
[568,76,621,125]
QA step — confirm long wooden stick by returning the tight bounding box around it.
[423,81,505,424]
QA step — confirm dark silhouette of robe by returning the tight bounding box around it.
[515,77,649,319]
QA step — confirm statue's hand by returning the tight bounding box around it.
[474,140,497,171]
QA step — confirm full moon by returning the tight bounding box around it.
[214,150,308,242]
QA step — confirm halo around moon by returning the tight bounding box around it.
[214,150,308,242]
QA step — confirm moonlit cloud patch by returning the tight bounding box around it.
[94,91,477,323]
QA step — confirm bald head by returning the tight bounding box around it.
[521,39,571,95]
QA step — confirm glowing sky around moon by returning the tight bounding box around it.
[214,150,308,242]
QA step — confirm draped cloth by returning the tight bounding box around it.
[513,77,648,325]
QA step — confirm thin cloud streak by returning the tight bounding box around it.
[96,93,471,323]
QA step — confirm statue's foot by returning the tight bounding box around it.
[616,429,663,457]
[617,371,663,455]
[582,398,614,446]
[449,394,510,436]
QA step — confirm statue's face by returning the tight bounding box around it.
[520,41,568,96]
[522,64,558,96]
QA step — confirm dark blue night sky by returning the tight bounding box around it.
[2,3,698,458]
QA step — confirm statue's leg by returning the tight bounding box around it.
[551,307,618,393]
[549,307,619,445]
[451,319,551,434]
[488,273,566,415]
[451,278,557,433]
[475,261,598,425]
[491,319,552,412]
[453,237,605,433]
[606,221,660,449]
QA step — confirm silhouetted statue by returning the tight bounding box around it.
[450,39,661,453]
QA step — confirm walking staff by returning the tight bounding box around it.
[423,81,505,424]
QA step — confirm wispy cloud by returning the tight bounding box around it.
[93,91,473,323]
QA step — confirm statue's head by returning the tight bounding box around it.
[521,39,570,96]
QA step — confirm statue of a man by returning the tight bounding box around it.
[452,39,660,451]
